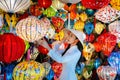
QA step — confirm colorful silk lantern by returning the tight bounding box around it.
[13,61,45,80]
[51,17,64,32]
[85,34,95,43]
[109,21,120,43]
[51,62,62,76]
[75,62,85,75]
[95,6,120,23]
[79,12,88,22]
[96,33,117,56]
[83,43,95,61]
[46,25,55,39]
[84,22,94,35]
[0,0,30,13]
[46,69,54,80]
[97,66,117,80]
[43,7,57,18]
[81,0,110,9]
[59,0,81,3]
[110,0,120,10]
[52,0,65,10]
[74,20,85,31]
[38,45,49,55]
[94,58,102,69]
[95,22,105,35]
[30,4,43,17]
[76,3,86,13]
[85,9,95,16]
[54,30,64,41]
[82,68,92,79]
[0,14,3,29]
[16,16,50,42]
[42,62,51,76]
[64,4,77,12]
[108,52,120,74]
[38,0,52,8]
[0,33,25,63]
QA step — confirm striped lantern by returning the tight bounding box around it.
[0,0,30,13]
[16,16,50,42]
[0,33,25,63]
[13,61,45,80]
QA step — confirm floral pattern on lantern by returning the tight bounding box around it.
[0,0,30,13]
[13,61,45,80]
[16,16,50,42]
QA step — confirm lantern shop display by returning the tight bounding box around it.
[13,61,45,80]
[81,0,110,9]
[16,16,50,42]
[0,0,30,13]
[0,33,25,63]
[97,66,117,80]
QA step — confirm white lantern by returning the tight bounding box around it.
[16,16,50,42]
[0,0,30,13]
[59,0,81,3]
[52,0,65,9]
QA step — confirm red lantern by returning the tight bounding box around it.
[38,0,52,8]
[30,4,42,16]
[0,33,25,63]
[86,34,95,42]
[81,0,110,9]
[64,4,77,12]
[38,45,49,55]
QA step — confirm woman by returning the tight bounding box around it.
[39,28,86,80]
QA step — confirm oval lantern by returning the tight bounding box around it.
[0,0,30,13]
[109,21,120,43]
[13,60,45,80]
[84,22,94,35]
[38,0,52,8]
[52,0,65,10]
[0,33,25,63]
[108,52,120,74]
[74,20,85,31]
[59,0,81,3]
[81,0,110,9]
[97,66,117,80]
[16,16,50,42]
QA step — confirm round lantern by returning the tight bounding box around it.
[97,66,117,80]
[0,0,30,13]
[110,0,120,10]
[13,61,45,80]
[96,33,117,56]
[81,0,110,9]
[16,16,50,42]
[109,21,120,43]
[0,33,25,63]
[38,0,52,8]
[108,52,120,74]
[52,0,65,10]
[59,0,81,3]
[84,22,94,35]
[30,4,42,17]
[95,22,105,35]
[95,6,120,23]
[74,20,85,31]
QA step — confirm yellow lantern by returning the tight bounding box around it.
[52,0,65,10]
[79,12,88,22]
[83,43,95,61]
[54,30,64,41]
[95,22,105,34]
[13,61,45,80]
[110,0,120,10]
[74,20,85,31]
[16,16,50,42]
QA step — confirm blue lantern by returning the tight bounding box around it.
[108,51,120,74]
[85,9,95,16]
[94,58,102,69]
[75,62,85,75]
[46,69,54,80]
[85,22,94,35]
